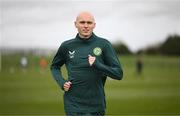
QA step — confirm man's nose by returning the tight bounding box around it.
[84,23,88,27]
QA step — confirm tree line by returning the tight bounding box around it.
[113,34,180,56]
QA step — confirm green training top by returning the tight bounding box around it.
[50,33,123,113]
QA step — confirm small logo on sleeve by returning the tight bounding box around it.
[93,47,102,56]
[69,50,75,58]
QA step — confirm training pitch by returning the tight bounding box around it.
[0,55,180,115]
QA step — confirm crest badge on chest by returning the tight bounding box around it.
[93,47,102,56]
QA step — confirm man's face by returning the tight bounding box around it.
[75,13,96,38]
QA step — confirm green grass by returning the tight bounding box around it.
[0,55,180,115]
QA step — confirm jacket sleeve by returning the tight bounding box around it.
[50,43,66,90]
[92,40,123,80]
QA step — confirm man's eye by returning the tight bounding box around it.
[79,21,93,24]
[79,21,85,24]
[87,22,93,24]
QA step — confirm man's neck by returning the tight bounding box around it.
[79,33,92,39]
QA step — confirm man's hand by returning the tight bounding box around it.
[88,55,96,66]
[63,81,72,91]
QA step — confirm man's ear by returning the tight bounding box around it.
[94,22,96,28]
[92,22,96,29]
[74,21,77,28]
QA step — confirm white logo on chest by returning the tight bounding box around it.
[69,51,75,58]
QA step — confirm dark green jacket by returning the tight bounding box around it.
[50,33,123,113]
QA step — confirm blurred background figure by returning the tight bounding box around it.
[20,55,28,73]
[39,56,47,74]
[136,53,143,75]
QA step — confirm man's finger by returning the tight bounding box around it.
[64,84,70,88]
[64,81,72,91]
[67,81,72,85]
[65,81,71,86]
[64,85,70,91]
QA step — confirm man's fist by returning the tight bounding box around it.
[63,81,72,91]
[88,55,96,66]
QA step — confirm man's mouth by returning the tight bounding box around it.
[83,30,89,33]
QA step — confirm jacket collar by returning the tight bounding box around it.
[76,32,96,43]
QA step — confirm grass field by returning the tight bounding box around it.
[0,54,180,115]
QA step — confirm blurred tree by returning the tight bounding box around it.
[113,42,132,55]
[159,34,180,55]
[138,34,180,56]
[143,45,160,55]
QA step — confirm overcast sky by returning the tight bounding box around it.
[1,0,180,52]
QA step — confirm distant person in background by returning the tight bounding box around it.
[50,11,123,115]
[39,56,47,74]
[136,53,143,75]
[20,55,28,73]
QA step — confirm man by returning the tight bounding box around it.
[50,11,123,115]
[20,55,28,73]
